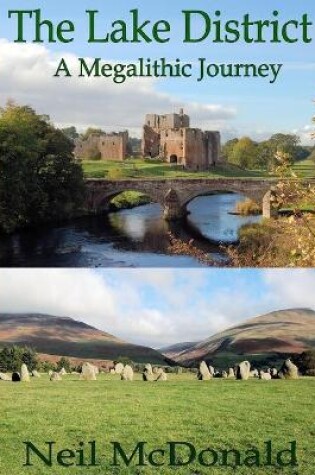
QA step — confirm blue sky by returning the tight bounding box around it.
[0,0,314,142]
[1,269,315,347]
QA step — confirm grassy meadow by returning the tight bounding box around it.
[81,158,315,180]
[0,373,314,475]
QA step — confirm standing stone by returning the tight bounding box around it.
[156,371,168,381]
[121,365,134,381]
[144,364,153,375]
[197,361,212,381]
[12,372,21,382]
[236,361,251,380]
[114,363,124,375]
[110,369,115,375]
[222,371,228,379]
[270,367,278,378]
[143,369,154,381]
[32,370,41,378]
[59,367,67,375]
[93,365,99,375]
[21,364,30,382]
[259,370,272,380]
[48,370,53,377]
[50,372,62,381]
[227,368,235,379]
[278,359,299,380]
[0,372,11,381]
[250,369,259,378]
[80,362,97,381]
[209,365,215,376]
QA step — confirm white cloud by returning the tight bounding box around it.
[262,270,315,310]
[0,39,236,134]
[0,269,315,349]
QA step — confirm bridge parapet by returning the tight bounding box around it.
[85,178,280,220]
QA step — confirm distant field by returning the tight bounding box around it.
[80,158,315,180]
[291,159,315,178]
[81,159,271,180]
[0,374,314,475]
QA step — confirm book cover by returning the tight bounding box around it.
[0,1,314,475]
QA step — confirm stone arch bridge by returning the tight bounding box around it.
[85,178,279,220]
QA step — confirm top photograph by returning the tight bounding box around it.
[0,0,314,267]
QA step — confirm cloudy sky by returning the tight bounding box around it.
[0,0,314,142]
[0,269,315,348]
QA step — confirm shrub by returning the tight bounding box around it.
[234,198,262,216]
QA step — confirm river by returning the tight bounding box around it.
[0,193,261,267]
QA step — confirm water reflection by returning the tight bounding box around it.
[0,193,261,267]
[187,193,260,243]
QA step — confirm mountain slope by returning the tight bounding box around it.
[163,308,315,365]
[0,313,171,365]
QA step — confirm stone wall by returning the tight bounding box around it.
[75,132,128,161]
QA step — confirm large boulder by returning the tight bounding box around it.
[0,372,11,381]
[236,361,251,380]
[197,361,212,381]
[32,370,41,378]
[121,365,134,381]
[12,372,21,382]
[222,371,228,379]
[114,363,124,375]
[80,362,97,381]
[278,359,299,380]
[50,372,62,381]
[156,371,167,382]
[259,370,272,380]
[21,364,30,382]
[59,367,67,375]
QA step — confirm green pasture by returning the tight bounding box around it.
[0,374,314,475]
[80,158,315,180]
[81,159,271,180]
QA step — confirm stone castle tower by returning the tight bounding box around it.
[142,109,221,170]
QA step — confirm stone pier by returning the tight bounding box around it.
[85,178,281,221]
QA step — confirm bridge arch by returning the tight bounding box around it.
[85,179,278,220]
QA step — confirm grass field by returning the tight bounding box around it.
[81,158,315,180]
[0,374,314,474]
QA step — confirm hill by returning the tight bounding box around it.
[0,313,171,365]
[162,308,315,368]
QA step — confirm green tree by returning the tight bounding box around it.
[221,138,238,163]
[0,346,39,372]
[80,127,104,140]
[293,350,315,375]
[60,126,79,142]
[0,102,85,233]
[269,133,300,165]
[56,356,71,373]
[229,137,257,168]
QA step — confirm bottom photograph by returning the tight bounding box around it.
[0,268,314,475]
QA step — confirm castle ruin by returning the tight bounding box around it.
[142,110,221,170]
[74,131,128,161]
